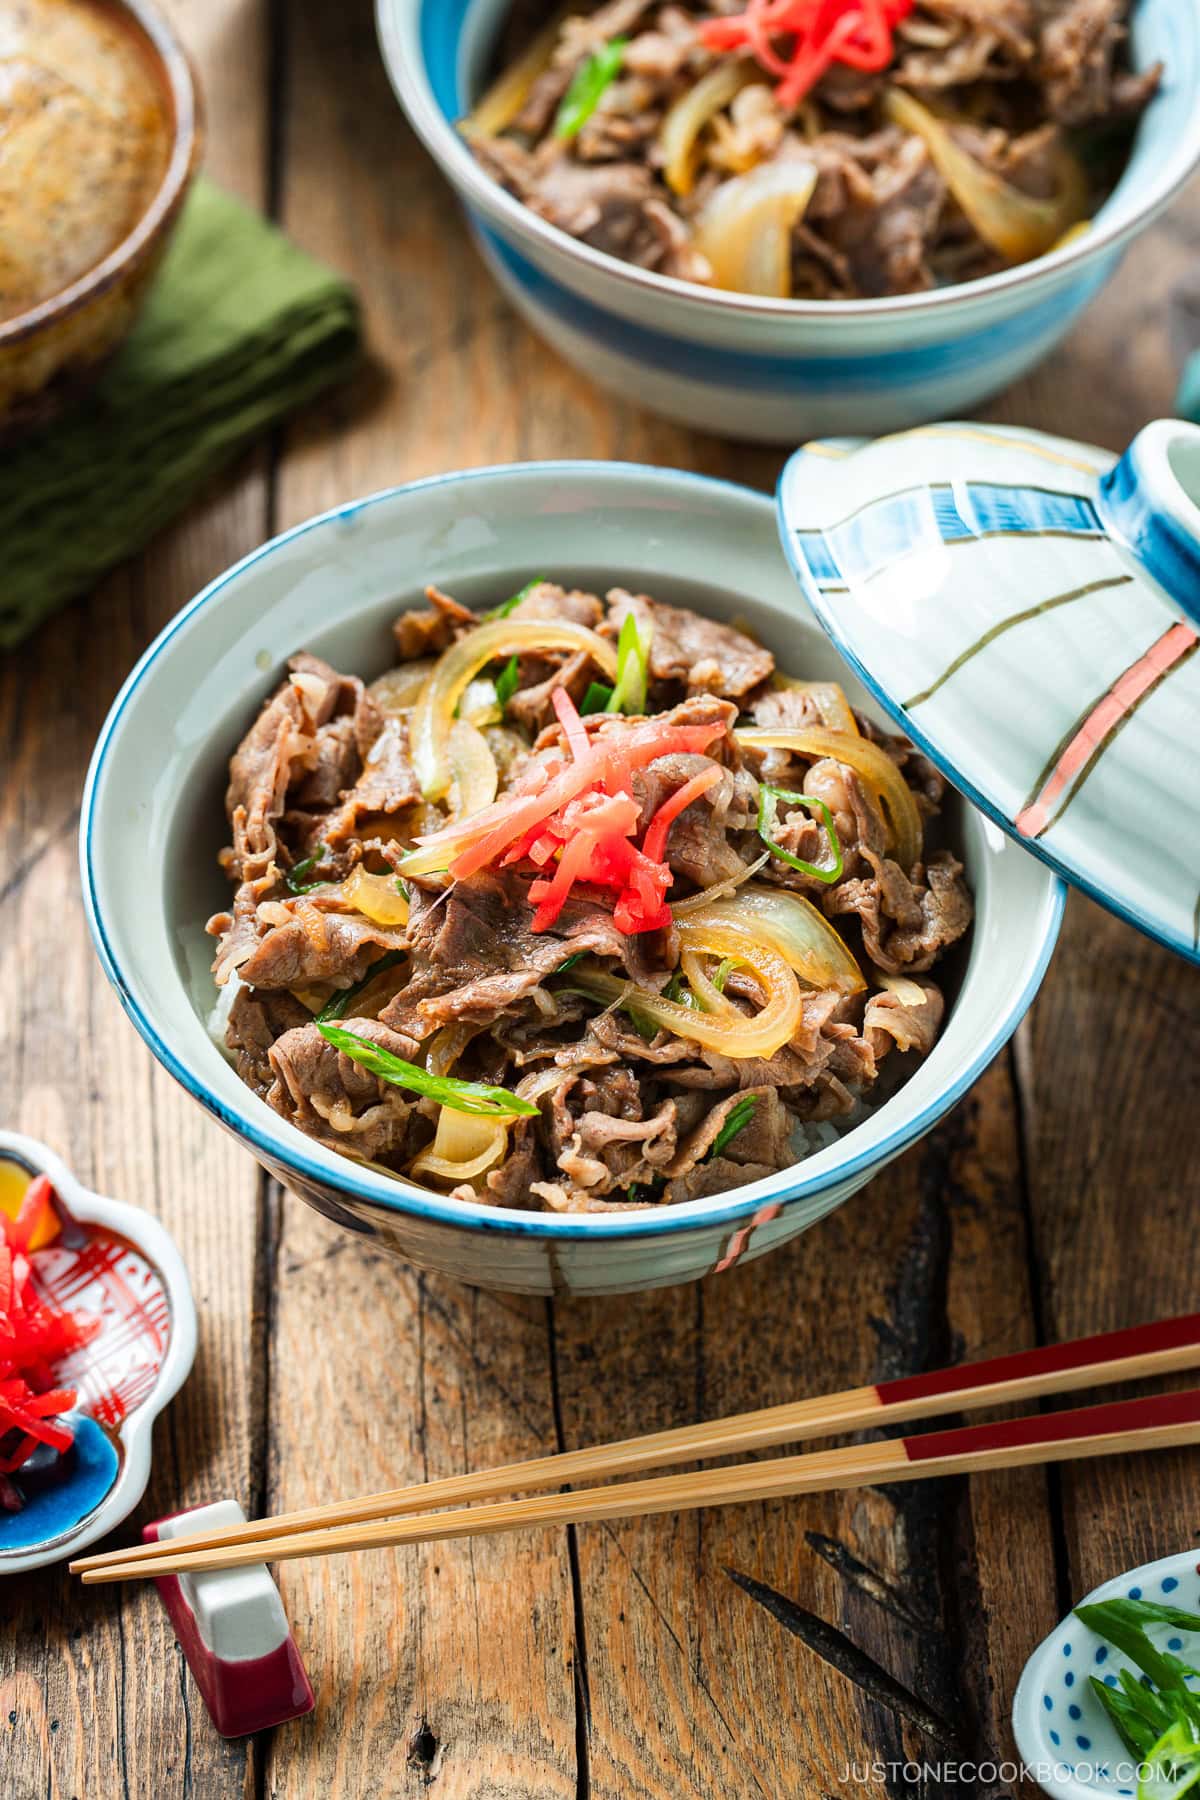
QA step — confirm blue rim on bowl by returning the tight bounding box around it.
[379,0,1200,326]
[80,460,1066,1248]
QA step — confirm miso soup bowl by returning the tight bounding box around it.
[377,0,1200,443]
[81,462,1063,1296]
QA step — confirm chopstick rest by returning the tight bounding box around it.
[146,1499,314,1736]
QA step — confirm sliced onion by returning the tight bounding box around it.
[337,868,410,928]
[694,157,818,297]
[876,971,928,1007]
[660,59,757,196]
[412,619,618,800]
[736,725,923,872]
[692,884,865,995]
[459,676,501,728]
[424,1022,481,1078]
[447,720,499,822]
[460,12,565,140]
[774,675,860,735]
[369,659,436,715]
[884,87,1087,264]
[672,849,769,918]
[680,946,739,1015]
[411,1108,509,1184]
[572,922,803,1058]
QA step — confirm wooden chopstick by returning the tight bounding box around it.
[71,1310,1200,1577]
[79,1387,1200,1583]
[76,1344,1200,1585]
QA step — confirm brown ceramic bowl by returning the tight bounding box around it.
[0,0,202,439]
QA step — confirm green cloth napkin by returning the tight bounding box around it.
[1,179,361,649]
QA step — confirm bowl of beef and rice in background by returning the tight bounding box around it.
[377,0,1200,440]
[81,462,1062,1296]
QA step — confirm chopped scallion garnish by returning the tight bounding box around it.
[318,1022,539,1117]
[710,1095,757,1159]
[757,787,843,883]
[495,654,520,709]
[486,576,546,620]
[554,39,628,140]
[606,609,651,716]
[712,957,735,994]
[285,842,329,895]
[581,680,614,715]
[316,951,407,1024]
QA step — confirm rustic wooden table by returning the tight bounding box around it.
[4,3,1200,1796]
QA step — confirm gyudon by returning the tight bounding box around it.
[208,581,971,1211]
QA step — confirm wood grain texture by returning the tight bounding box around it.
[0,2,272,1798]
[1,0,1198,1781]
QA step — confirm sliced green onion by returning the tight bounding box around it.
[581,680,614,715]
[395,877,410,900]
[712,957,735,994]
[557,976,657,1040]
[757,787,843,883]
[627,1176,665,1203]
[1089,1677,1161,1762]
[1075,1602,1191,1692]
[285,842,328,895]
[316,951,407,1024]
[710,1095,757,1159]
[606,609,651,716]
[494,654,520,709]
[486,576,547,621]
[555,39,627,140]
[317,1022,538,1117]
[556,951,588,972]
[1140,1715,1200,1799]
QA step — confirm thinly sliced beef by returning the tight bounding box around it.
[1037,0,1160,124]
[320,715,422,846]
[225,986,311,1098]
[896,0,1035,88]
[827,849,972,972]
[865,980,945,1056]
[235,903,410,991]
[633,753,757,889]
[607,589,775,699]
[663,1158,777,1204]
[392,585,477,661]
[266,1017,425,1164]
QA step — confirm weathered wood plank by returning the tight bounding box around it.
[1017,894,1200,1596]
[549,1061,1052,1800]
[0,2,274,1797]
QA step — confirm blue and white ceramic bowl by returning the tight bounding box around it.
[377,0,1200,443]
[1013,1549,1200,1800]
[81,462,1062,1297]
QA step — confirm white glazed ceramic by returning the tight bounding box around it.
[0,1132,196,1574]
[1012,1548,1200,1799]
[778,418,1200,963]
[81,461,1062,1296]
[376,0,1200,443]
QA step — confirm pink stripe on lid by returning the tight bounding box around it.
[1016,622,1198,839]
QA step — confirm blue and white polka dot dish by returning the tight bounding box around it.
[1012,1550,1200,1800]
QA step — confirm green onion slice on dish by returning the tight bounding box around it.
[710,1095,757,1159]
[555,39,628,140]
[285,842,328,895]
[317,1022,539,1117]
[606,608,651,715]
[757,787,843,883]
[316,951,407,1024]
[486,575,547,620]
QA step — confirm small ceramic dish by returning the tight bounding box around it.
[1012,1549,1200,1800]
[0,1132,196,1574]
[80,459,1063,1297]
[376,0,1200,442]
[0,0,203,438]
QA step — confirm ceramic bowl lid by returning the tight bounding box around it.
[776,418,1200,963]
